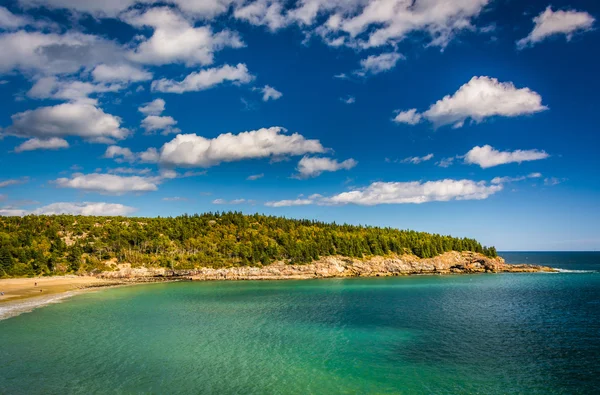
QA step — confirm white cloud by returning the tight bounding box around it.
[517,6,595,49]
[53,173,159,194]
[151,64,254,93]
[257,85,283,101]
[3,102,129,145]
[544,177,567,186]
[233,0,289,31]
[138,147,160,163]
[104,146,135,163]
[212,198,247,205]
[107,167,152,175]
[14,137,69,153]
[162,196,188,201]
[464,145,550,168]
[123,6,244,66]
[491,173,542,184]
[0,178,29,188]
[141,115,180,135]
[265,198,314,207]
[247,173,264,180]
[314,0,491,49]
[340,96,355,104]
[156,126,327,167]
[295,156,357,178]
[32,202,136,216]
[437,157,456,168]
[267,179,502,206]
[27,76,123,102]
[138,98,165,116]
[356,52,404,76]
[324,180,502,205]
[0,208,28,216]
[19,0,236,19]
[0,6,31,29]
[92,63,152,83]
[0,30,126,76]
[395,76,547,128]
[401,154,434,164]
[393,108,422,125]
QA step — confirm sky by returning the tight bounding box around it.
[0,0,598,251]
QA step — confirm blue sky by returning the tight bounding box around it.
[0,0,598,251]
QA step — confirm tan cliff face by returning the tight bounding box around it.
[97,251,556,280]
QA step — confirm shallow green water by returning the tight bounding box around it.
[1,253,599,394]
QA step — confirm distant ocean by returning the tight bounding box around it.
[1,252,599,394]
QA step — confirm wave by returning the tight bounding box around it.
[554,268,597,274]
[0,291,80,321]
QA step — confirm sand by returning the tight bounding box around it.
[0,276,111,303]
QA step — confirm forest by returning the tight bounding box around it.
[0,212,497,277]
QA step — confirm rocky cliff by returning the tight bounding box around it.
[97,251,556,281]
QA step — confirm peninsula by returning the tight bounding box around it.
[1,213,555,305]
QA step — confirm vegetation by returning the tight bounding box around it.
[0,212,497,277]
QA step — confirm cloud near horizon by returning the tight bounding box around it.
[266,179,503,207]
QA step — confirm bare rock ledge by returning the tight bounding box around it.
[97,251,556,281]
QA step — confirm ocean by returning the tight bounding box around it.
[1,252,598,394]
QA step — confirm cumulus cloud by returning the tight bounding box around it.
[491,173,542,184]
[0,30,126,76]
[138,98,166,116]
[104,146,136,163]
[92,63,152,83]
[141,115,180,135]
[315,0,491,49]
[156,126,326,167]
[1,201,136,216]
[18,0,235,19]
[257,85,283,101]
[14,137,69,153]
[517,6,595,49]
[32,202,137,216]
[464,145,550,168]
[394,76,547,128]
[3,102,129,145]
[123,6,244,66]
[53,173,160,194]
[266,179,502,206]
[151,64,254,93]
[26,76,123,102]
[295,156,357,178]
[400,154,434,164]
[356,52,404,76]
[0,6,32,29]
[393,108,422,125]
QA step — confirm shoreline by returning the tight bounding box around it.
[1,251,557,320]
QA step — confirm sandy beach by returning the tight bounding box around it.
[0,276,111,303]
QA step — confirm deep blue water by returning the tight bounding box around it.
[1,252,599,394]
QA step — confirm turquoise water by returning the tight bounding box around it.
[1,252,599,394]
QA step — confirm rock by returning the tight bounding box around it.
[96,251,556,281]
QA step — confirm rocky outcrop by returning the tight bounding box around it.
[97,251,556,281]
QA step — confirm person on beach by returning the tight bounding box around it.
[35,282,37,286]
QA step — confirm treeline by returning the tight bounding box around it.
[0,212,497,277]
